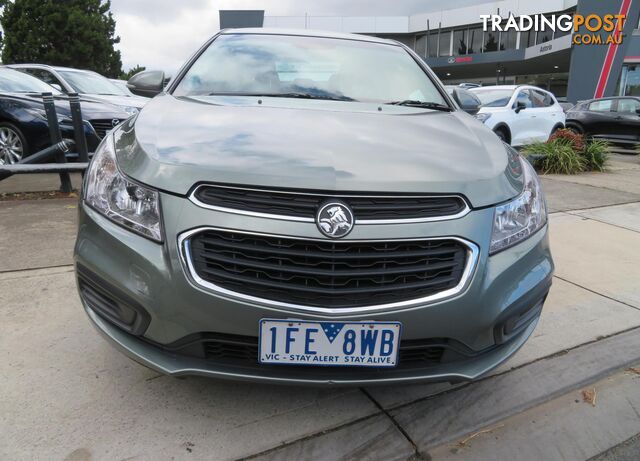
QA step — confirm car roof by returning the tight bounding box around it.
[8,63,95,73]
[219,28,399,46]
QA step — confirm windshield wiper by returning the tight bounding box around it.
[384,100,452,111]
[207,92,356,101]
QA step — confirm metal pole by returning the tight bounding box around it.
[42,92,73,193]
[68,93,89,164]
[0,139,74,181]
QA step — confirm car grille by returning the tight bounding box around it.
[186,229,469,309]
[192,185,467,222]
[89,119,123,139]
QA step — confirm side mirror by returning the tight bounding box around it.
[515,101,527,113]
[50,83,63,92]
[451,88,481,115]
[127,70,165,98]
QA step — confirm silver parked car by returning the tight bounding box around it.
[74,29,553,385]
[10,64,147,114]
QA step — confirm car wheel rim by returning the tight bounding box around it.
[0,127,24,165]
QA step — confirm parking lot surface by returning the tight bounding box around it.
[1,154,640,460]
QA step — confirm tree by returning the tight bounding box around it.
[121,65,146,81]
[0,0,122,77]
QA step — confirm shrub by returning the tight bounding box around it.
[549,128,586,153]
[582,139,609,172]
[523,140,585,174]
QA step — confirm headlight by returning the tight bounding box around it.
[490,157,547,254]
[123,106,139,115]
[84,134,162,242]
[475,113,491,123]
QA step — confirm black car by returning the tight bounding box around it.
[0,67,129,164]
[566,96,640,148]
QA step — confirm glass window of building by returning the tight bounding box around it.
[467,26,483,54]
[415,34,427,58]
[427,32,439,58]
[453,29,468,55]
[536,15,554,43]
[483,30,499,52]
[438,30,451,56]
[500,29,517,50]
[522,29,536,48]
[554,14,573,38]
[618,65,640,96]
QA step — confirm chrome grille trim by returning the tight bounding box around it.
[188,184,471,224]
[177,227,480,315]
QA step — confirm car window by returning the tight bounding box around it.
[616,98,640,113]
[173,34,447,105]
[589,100,614,112]
[23,69,65,90]
[0,68,63,94]
[531,89,554,107]
[515,90,534,109]
[58,70,128,96]
[471,88,514,107]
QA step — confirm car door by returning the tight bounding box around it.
[583,99,618,138]
[613,98,640,141]
[510,90,537,145]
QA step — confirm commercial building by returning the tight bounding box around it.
[220,0,640,102]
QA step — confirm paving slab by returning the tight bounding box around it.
[249,414,415,461]
[389,328,640,455]
[0,198,78,272]
[544,158,640,196]
[366,276,640,409]
[427,367,640,461]
[0,172,82,194]
[0,268,379,461]
[573,202,640,233]
[540,178,640,213]
[550,213,640,309]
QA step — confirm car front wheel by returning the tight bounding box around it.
[0,123,27,165]
[494,127,510,144]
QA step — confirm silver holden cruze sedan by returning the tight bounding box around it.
[74,29,553,385]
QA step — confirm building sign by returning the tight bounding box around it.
[447,56,473,64]
[523,34,572,59]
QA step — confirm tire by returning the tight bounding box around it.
[565,123,583,135]
[494,126,510,144]
[0,122,28,165]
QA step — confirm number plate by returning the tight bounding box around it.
[259,319,402,368]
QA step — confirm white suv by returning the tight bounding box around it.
[471,85,565,146]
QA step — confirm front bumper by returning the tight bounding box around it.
[74,194,553,385]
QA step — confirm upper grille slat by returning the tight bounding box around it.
[186,229,470,309]
[89,119,124,139]
[192,185,468,222]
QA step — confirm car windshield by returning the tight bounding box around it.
[58,70,128,96]
[472,89,514,107]
[173,33,448,105]
[0,68,62,94]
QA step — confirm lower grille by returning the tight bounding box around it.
[166,333,453,370]
[89,119,123,139]
[185,229,471,309]
[76,264,150,335]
